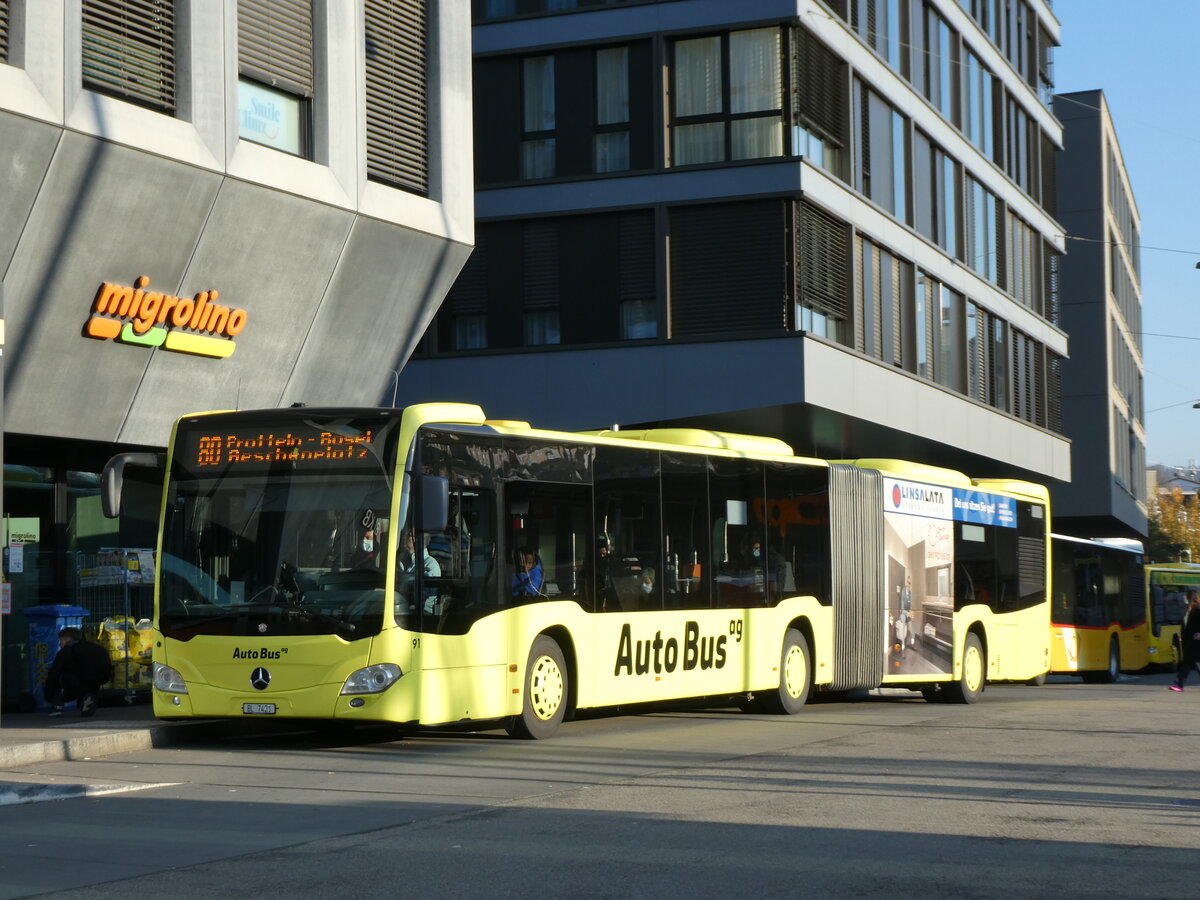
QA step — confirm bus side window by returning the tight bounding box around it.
[505,482,591,606]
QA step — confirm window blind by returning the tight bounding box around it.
[238,0,314,96]
[82,0,176,112]
[365,0,428,194]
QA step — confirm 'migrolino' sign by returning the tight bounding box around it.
[85,276,247,358]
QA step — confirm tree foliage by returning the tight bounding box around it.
[1147,488,1199,563]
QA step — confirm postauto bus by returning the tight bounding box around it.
[102,403,1052,738]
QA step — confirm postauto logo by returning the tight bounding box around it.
[84,276,247,359]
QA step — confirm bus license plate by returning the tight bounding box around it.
[242,703,276,715]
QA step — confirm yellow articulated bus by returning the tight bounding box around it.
[1144,563,1200,668]
[102,403,1051,738]
[1049,535,1146,681]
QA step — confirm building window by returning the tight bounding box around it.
[238,0,314,157]
[913,131,958,258]
[967,301,985,402]
[670,201,789,336]
[854,82,908,222]
[939,283,965,392]
[365,0,428,195]
[915,270,934,381]
[854,234,909,366]
[595,46,629,172]
[1006,212,1041,313]
[620,300,656,340]
[962,49,994,159]
[454,315,488,350]
[523,222,559,344]
[913,2,956,125]
[524,309,560,345]
[797,201,851,344]
[670,28,783,166]
[964,176,999,285]
[793,28,847,180]
[82,0,176,113]
[849,0,907,76]
[521,55,556,178]
[991,315,1009,412]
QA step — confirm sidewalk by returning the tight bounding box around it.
[0,699,254,769]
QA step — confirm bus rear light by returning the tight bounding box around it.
[340,663,402,695]
[154,663,188,694]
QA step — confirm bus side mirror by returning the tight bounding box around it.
[101,452,164,518]
[417,475,449,533]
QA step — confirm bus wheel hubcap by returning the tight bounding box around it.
[964,647,982,692]
[783,645,806,698]
[530,656,564,720]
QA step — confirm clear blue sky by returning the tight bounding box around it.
[1053,0,1200,467]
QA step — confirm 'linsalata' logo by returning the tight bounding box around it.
[85,275,247,358]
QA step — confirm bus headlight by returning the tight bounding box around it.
[153,662,188,694]
[341,663,402,695]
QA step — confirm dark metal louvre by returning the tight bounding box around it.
[1046,351,1063,433]
[619,211,654,301]
[82,0,176,112]
[669,201,788,337]
[366,0,428,194]
[828,464,884,691]
[796,200,850,320]
[793,27,846,147]
[1,0,8,62]
[450,247,487,315]
[238,0,313,96]
[523,222,558,309]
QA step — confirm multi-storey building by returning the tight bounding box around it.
[399,0,1069,493]
[0,1,471,701]
[1053,89,1146,539]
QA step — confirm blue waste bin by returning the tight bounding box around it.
[21,605,89,711]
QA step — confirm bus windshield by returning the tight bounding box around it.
[159,412,403,640]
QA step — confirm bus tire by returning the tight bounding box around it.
[1100,636,1120,683]
[507,635,568,740]
[1026,671,1047,686]
[761,628,812,715]
[944,633,985,704]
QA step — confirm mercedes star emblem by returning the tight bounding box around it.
[250,667,271,691]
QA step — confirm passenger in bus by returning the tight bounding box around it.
[398,529,441,578]
[582,539,620,612]
[1169,590,1200,692]
[512,548,544,598]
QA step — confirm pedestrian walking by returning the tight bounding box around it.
[1169,590,1200,692]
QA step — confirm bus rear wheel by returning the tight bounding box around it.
[761,628,812,715]
[507,635,568,740]
[1101,636,1120,683]
[944,633,985,704]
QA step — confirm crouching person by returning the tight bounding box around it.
[44,627,113,717]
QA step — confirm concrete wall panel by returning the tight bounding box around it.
[0,112,59,275]
[119,179,355,445]
[283,216,470,408]
[4,132,221,441]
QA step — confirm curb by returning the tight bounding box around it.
[0,718,264,768]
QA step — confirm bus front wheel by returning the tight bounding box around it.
[761,628,812,715]
[507,635,568,740]
[945,633,985,704]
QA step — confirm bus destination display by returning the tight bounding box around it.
[180,425,381,472]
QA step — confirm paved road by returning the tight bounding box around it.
[2,672,1199,898]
